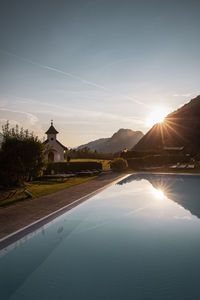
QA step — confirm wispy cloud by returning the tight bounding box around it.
[0,96,145,139]
[2,95,144,125]
[0,118,20,127]
[0,108,38,125]
[173,93,192,97]
[32,101,145,125]
[0,107,44,137]
[173,215,192,220]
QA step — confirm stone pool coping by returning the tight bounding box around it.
[0,173,128,250]
[132,171,200,176]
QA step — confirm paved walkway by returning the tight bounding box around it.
[0,173,125,239]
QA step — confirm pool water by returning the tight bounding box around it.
[1,174,200,300]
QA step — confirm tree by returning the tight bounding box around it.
[0,122,46,186]
[110,158,128,172]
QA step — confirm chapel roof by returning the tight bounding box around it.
[45,121,59,134]
[56,140,68,150]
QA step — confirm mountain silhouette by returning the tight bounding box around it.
[134,95,200,153]
[77,129,143,153]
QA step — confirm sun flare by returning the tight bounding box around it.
[151,187,166,200]
[146,107,169,127]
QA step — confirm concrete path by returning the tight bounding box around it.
[0,173,125,239]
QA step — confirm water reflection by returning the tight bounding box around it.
[57,226,64,233]
[118,174,200,219]
[0,218,84,299]
[151,186,167,200]
[1,174,200,300]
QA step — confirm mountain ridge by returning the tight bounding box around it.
[77,128,144,153]
[133,95,200,153]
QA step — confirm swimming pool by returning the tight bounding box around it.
[1,174,200,300]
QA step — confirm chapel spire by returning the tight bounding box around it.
[45,120,59,135]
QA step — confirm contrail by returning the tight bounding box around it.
[0,49,109,91]
[0,48,149,108]
[124,95,151,109]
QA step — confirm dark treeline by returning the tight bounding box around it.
[66,147,120,160]
[120,150,194,170]
[120,150,160,159]
[127,155,190,170]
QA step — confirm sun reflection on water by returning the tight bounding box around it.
[151,187,167,200]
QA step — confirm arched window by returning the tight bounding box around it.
[48,151,54,162]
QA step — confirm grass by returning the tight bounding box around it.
[0,159,111,207]
[0,176,96,207]
[70,158,111,170]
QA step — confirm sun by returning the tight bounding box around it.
[146,107,169,127]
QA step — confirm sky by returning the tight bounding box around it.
[0,0,200,147]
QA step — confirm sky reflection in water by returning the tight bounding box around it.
[1,174,200,300]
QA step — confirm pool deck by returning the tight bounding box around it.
[0,173,125,240]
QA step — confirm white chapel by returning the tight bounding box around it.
[44,121,67,162]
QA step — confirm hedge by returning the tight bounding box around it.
[44,161,102,174]
[110,158,128,172]
[127,155,190,170]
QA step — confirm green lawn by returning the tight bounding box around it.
[70,159,110,170]
[0,159,110,207]
[0,176,96,207]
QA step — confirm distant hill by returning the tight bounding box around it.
[133,95,200,153]
[77,129,144,153]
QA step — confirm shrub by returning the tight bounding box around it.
[110,158,128,172]
[0,122,46,186]
[44,161,102,174]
